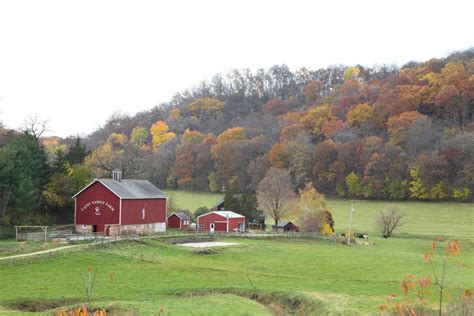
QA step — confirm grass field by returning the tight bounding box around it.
[164,190,223,212]
[0,191,472,315]
[0,236,472,315]
[165,190,474,238]
[0,240,67,257]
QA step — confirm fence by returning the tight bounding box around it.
[14,228,349,245]
[120,229,340,243]
[16,230,73,242]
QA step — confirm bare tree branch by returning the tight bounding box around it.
[22,114,50,139]
[375,204,406,238]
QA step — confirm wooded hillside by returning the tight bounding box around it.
[0,49,473,225]
[83,49,473,201]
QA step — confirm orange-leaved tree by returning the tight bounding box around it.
[380,240,471,315]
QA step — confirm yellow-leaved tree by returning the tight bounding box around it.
[296,183,335,235]
[150,121,176,149]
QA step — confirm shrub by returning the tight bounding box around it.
[375,204,406,238]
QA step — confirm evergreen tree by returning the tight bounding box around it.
[52,148,69,175]
[4,132,51,224]
[65,136,88,165]
[223,180,258,222]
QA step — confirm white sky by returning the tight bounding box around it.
[0,0,472,137]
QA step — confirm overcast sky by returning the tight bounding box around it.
[0,0,472,137]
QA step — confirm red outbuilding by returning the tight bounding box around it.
[73,171,167,236]
[197,211,245,233]
[167,212,191,229]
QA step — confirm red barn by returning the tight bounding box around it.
[197,211,245,233]
[168,212,191,229]
[73,171,167,236]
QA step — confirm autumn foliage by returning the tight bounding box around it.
[380,240,471,315]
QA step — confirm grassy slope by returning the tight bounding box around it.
[0,295,272,316]
[327,199,474,238]
[1,191,472,315]
[0,237,473,314]
[0,240,67,257]
[164,190,223,212]
[165,190,474,238]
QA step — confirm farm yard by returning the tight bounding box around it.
[0,191,473,315]
[165,190,474,238]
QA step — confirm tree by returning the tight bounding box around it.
[303,80,323,103]
[375,204,406,238]
[212,127,268,191]
[42,164,94,222]
[409,169,430,200]
[65,136,88,165]
[130,126,149,146]
[387,111,427,148]
[187,98,225,119]
[194,206,210,219]
[1,132,51,224]
[300,105,337,137]
[256,168,295,227]
[385,179,408,200]
[262,99,288,116]
[150,121,176,149]
[51,147,69,175]
[296,183,334,234]
[22,114,49,139]
[343,66,361,81]
[0,147,14,221]
[85,133,156,177]
[346,103,376,129]
[223,179,258,222]
[345,171,363,197]
[363,153,391,198]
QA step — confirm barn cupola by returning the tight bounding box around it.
[112,169,123,182]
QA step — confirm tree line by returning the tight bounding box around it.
[84,49,473,201]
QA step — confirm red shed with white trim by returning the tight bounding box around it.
[168,212,191,229]
[197,211,245,233]
[73,171,167,236]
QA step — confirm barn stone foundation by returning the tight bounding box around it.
[75,224,93,234]
[119,223,166,235]
[75,223,165,236]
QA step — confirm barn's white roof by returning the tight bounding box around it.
[213,211,245,218]
[73,179,167,199]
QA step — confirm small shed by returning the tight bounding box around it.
[213,199,225,211]
[168,212,191,229]
[272,221,299,232]
[197,211,245,233]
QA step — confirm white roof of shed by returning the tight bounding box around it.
[213,211,245,218]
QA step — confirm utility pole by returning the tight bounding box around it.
[348,201,355,245]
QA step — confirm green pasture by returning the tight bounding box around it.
[164,190,223,212]
[165,190,474,238]
[0,191,472,315]
[0,236,472,315]
[0,240,66,257]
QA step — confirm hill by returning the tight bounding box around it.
[82,49,473,202]
[0,49,473,226]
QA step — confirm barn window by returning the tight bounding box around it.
[198,224,204,228]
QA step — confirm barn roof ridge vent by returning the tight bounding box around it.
[112,169,122,182]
